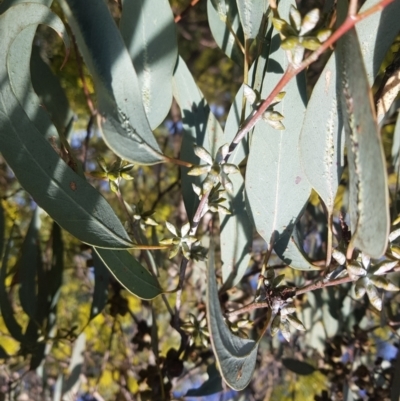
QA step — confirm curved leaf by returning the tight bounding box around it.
[236,0,266,40]
[0,224,24,343]
[299,0,400,216]
[282,358,316,376]
[19,208,41,319]
[94,248,161,300]
[274,227,322,271]
[120,0,177,129]
[207,244,259,391]
[0,4,133,249]
[90,249,110,320]
[220,173,252,286]
[186,364,223,396]
[60,0,164,165]
[207,0,244,66]
[4,0,58,140]
[31,45,73,135]
[172,56,223,220]
[246,0,312,266]
[336,0,389,258]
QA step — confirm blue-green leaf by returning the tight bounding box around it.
[186,364,223,396]
[62,333,85,396]
[336,0,389,258]
[0,3,134,249]
[207,0,244,66]
[120,0,177,129]
[60,0,164,165]
[94,248,161,300]
[282,358,316,376]
[19,208,41,319]
[172,56,223,220]
[90,249,110,320]
[0,224,24,343]
[207,244,259,390]
[299,0,400,216]
[236,0,266,40]
[31,45,73,135]
[246,0,311,266]
[220,173,252,286]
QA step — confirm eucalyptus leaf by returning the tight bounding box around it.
[60,0,164,165]
[236,0,266,40]
[90,249,111,320]
[62,333,85,396]
[186,363,223,396]
[94,248,161,300]
[5,0,58,140]
[299,0,400,216]
[19,208,41,319]
[246,0,311,265]
[336,0,389,258]
[207,244,259,390]
[392,111,400,172]
[31,45,73,135]
[120,0,177,129]
[172,56,223,220]
[220,173,252,287]
[282,358,316,376]
[0,224,24,343]
[0,3,134,249]
[207,0,244,66]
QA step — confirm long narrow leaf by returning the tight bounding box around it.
[246,0,312,267]
[207,0,244,66]
[0,4,134,249]
[0,224,24,343]
[90,249,110,320]
[19,208,41,319]
[172,56,222,220]
[336,0,389,258]
[299,0,400,217]
[120,0,177,129]
[60,0,164,165]
[94,248,161,300]
[207,244,259,390]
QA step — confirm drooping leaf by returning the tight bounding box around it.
[31,45,73,135]
[4,0,59,142]
[336,0,389,258]
[282,358,316,376]
[392,111,400,172]
[62,332,85,396]
[236,0,266,40]
[274,227,322,271]
[59,0,164,165]
[120,0,177,129]
[299,0,400,217]
[207,244,259,390]
[207,0,244,66]
[90,249,110,320]
[186,363,223,396]
[172,56,223,220]
[94,248,161,300]
[19,208,41,319]
[220,173,252,287]
[0,224,24,343]
[246,0,311,267]
[0,3,134,249]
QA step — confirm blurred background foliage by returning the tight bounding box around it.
[0,0,400,400]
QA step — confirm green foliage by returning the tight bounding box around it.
[1,0,400,399]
